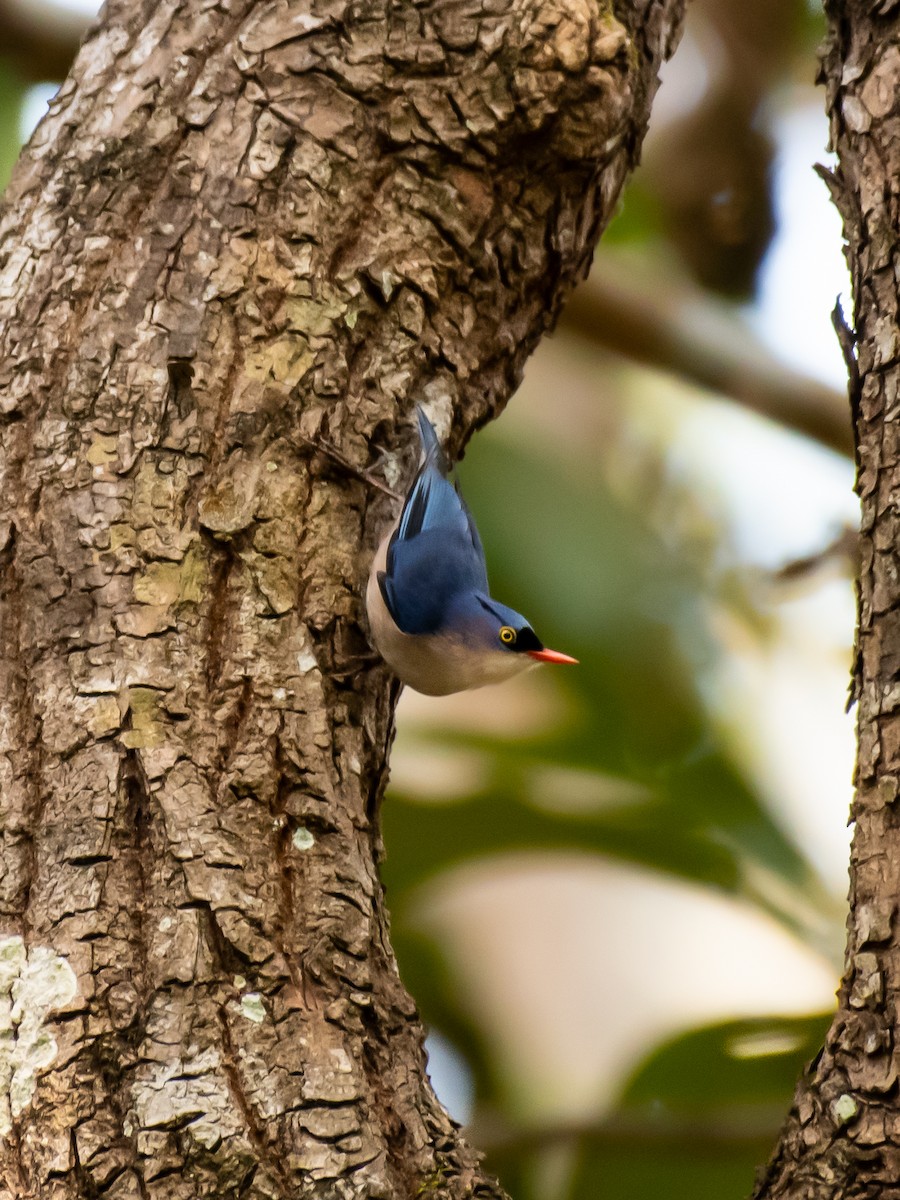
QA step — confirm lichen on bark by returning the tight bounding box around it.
[0,0,685,1195]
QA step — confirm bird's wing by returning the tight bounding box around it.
[396,410,487,572]
[380,409,489,634]
[455,483,487,576]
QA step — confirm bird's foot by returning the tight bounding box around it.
[296,434,402,502]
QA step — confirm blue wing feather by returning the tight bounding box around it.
[381,409,489,635]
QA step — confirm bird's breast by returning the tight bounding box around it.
[366,564,467,695]
[366,537,533,695]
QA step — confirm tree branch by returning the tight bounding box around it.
[753,4,900,1195]
[563,254,853,457]
[471,1105,783,1158]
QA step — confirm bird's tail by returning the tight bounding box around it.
[416,406,448,472]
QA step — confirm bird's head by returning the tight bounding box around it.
[442,592,578,687]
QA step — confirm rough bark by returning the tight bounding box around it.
[753,4,900,1197]
[0,1,684,1196]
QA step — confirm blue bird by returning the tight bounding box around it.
[367,408,577,695]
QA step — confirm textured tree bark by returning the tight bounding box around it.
[0,1,684,1196]
[753,4,900,1197]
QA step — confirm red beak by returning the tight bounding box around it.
[527,648,579,665]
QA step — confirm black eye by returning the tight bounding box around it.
[499,625,516,645]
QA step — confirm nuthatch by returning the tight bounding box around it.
[367,408,577,695]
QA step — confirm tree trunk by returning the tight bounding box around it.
[753,3,900,1196]
[0,1,684,1196]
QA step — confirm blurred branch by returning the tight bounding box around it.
[637,0,810,297]
[562,255,853,459]
[0,0,86,82]
[469,1105,783,1158]
[772,526,858,584]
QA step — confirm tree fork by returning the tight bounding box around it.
[753,4,900,1196]
[0,1,684,1196]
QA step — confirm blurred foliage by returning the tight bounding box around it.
[0,2,850,1200]
[0,58,26,190]
[384,431,840,1198]
[386,440,827,916]
[622,1014,828,1112]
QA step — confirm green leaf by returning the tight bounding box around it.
[620,1013,830,1112]
[568,1139,764,1200]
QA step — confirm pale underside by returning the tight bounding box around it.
[366,527,536,695]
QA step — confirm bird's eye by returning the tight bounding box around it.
[499,626,517,645]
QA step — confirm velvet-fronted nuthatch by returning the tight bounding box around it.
[367,408,577,695]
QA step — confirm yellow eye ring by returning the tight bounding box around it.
[499,625,516,645]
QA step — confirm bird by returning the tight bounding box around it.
[366,408,577,695]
